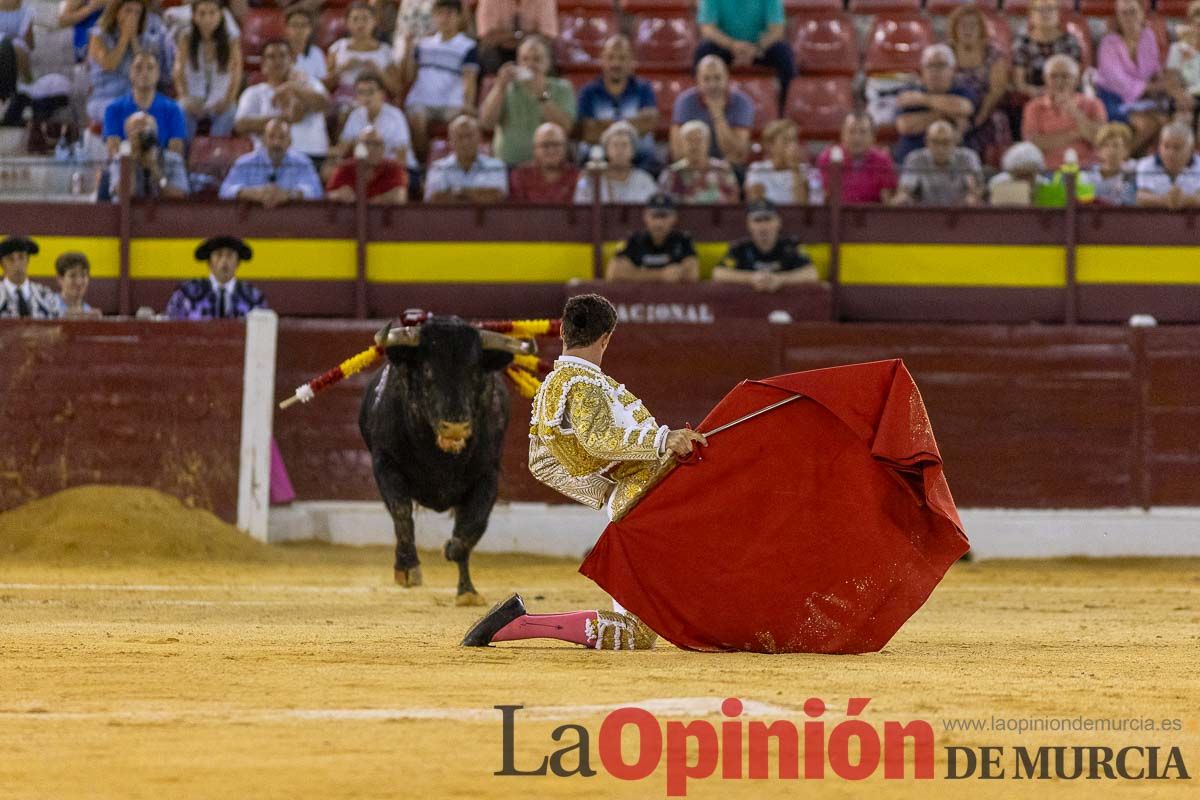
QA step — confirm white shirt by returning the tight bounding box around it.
[235,77,330,157]
[424,152,509,200]
[405,32,479,110]
[209,275,238,317]
[328,39,393,93]
[745,160,825,205]
[340,103,416,168]
[3,277,29,303]
[1135,154,1200,197]
[572,168,657,204]
[294,45,328,82]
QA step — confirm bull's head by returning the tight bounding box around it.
[377,317,535,454]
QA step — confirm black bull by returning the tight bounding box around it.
[358,317,532,606]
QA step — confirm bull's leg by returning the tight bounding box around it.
[445,477,498,606]
[371,456,421,587]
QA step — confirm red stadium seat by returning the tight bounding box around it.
[618,0,693,11]
[1078,0,1117,14]
[863,13,936,74]
[785,76,854,140]
[316,8,349,50]
[848,0,921,13]
[241,8,285,70]
[783,0,845,11]
[1004,0,1076,16]
[790,11,859,75]
[983,8,1014,56]
[732,76,781,131]
[187,136,255,197]
[565,0,621,8]
[1154,0,1191,16]
[1062,12,1095,68]
[643,71,691,135]
[631,11,699,72]
[555,7,618,71]
[925,0,1001,13]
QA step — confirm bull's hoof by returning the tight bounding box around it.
[455,591,487,607]
[394,566,423,587]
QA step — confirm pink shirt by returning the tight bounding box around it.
[1095,28,1161,104]
[816,146,898,204]
[1021,93,1107,169]
[475,0,558,39]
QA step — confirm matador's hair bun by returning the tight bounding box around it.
[562,294,617,349]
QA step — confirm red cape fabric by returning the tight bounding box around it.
[579,359,969,654]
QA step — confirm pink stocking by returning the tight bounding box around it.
[491,610,599,647]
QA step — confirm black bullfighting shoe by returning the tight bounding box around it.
[461,593,527,647]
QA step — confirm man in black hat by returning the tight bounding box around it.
[712,199,818,293]
[0,236,62,319]
[604,193,699,284]
[164,237,268,320]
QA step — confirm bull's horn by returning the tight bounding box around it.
[479,330,537,355]
[379,325,421,347]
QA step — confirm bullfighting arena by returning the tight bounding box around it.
[0,488,1196,799]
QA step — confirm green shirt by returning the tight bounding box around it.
[493,78,578,166]
[697,0,784,44]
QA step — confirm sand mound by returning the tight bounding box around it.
[0,486,271,563]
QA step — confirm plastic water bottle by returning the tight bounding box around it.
[54,136,71,162]
[71,171,84,195]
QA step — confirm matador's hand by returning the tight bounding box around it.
[666,428,707,458]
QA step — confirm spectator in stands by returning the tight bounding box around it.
[670,55,752,167]
[1166,1,1200,128]
[235,40,330,164]
[219,117,324,205]
[87,0,171,124]
[660,119,739,204]
[326,125,408,205]
[947,4,1011,164]
[694,0,792,113]
[893,120,983,206]
[605,193,699,283]
[0,236,60,319]
[712,199,818,292]
[816,112,898,205]
[573,121,657,205]
[424,113,508,202]
[1135,121,1200,208]
[578,35,659,170]
[894,45,975,164]
[0,0,32,83]
[166,236,267,320]
[389,0,438,63]
[509,122,579,203]
[1083,121,1137,205]
[173,0,243,141]
[53,252,98,318]
[106,111,190,200]
[401,0,478,164]
[325,3,401,113]
[102,51,185,158]
[987,142,1047,205]
[1095,0,1183,153]
[480,35,576,167]
[331,73,415,171]
[745,119,813,206]
[284,8,326,82]
[1022,55,1106,170]
[474,0,557,75]
[59,0,108,63]
[1011,0,1083,98]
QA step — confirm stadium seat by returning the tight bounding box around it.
[732,76,781,131]
[790,11,859,75]
[1004,0,1076,16]
[1062,12,1095,67]
[643,71,691,135]
[316,8,349,50]
[241,8,285,70]
[925,0,1001,13]
[630,11,699,72]
[785,76,854,140]
[863,13,936,74]
[848,0,921,13]
[1154,0,1191,16]
[783,0,845,11]
[1078,0,1117,14]
[618,0,693,11]
[187,136,255,197]
[555,7,618,71]
[984,9,1014,56]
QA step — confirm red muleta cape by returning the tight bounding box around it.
[579,359,969,654]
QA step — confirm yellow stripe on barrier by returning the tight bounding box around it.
[12,236,121,279]
[367,243,593,283]
[1077,246,1200,284]
[128,239,357,279]
[840,244,1065,287]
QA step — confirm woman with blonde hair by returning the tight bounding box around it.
[1083,121,1137,205]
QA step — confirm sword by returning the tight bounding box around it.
[677,394,804,464]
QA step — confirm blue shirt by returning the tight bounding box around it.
[578,76,657,125]
[672,87,755,160]
[892,84,976,164]
[102,93,188,148]
[697,0,784,43]
[218,148,324,200]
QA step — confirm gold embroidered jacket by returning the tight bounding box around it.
[528,355,674,521]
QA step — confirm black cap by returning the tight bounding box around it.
[0,236,39,259]
[746,199,778,219]
[195,236,252,262]
[645,193,675,212]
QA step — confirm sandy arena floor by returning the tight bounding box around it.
[0,547,1197,799]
